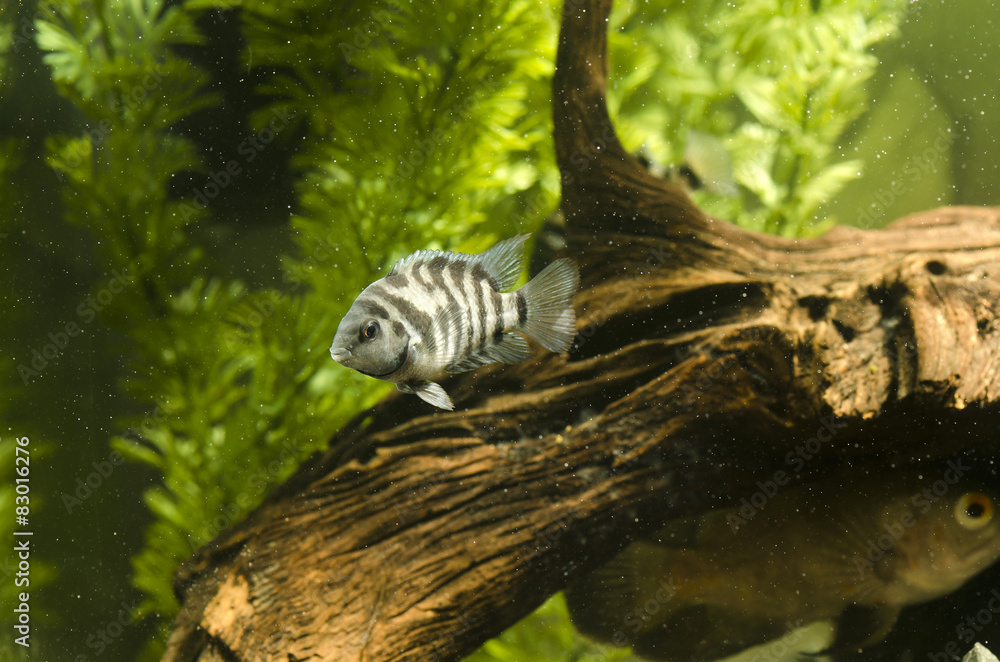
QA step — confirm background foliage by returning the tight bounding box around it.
[1,0,998,660]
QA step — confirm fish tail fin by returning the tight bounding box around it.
[517,258,579,352]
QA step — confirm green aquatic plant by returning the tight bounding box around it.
[32,0,560,657]
[464,594,637,662]
[607,0,905,236]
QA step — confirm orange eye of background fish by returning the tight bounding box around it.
[954,492,995,530]
[360,320,380,342]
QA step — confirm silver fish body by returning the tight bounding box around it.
[330,235,579,410]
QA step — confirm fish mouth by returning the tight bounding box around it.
[330,346,352,362]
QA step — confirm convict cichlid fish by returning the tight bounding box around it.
[565,464,1000,661]
[329,235,579,410]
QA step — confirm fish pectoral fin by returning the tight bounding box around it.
[396,383,415,394]
[411,381,454,410]
[566,540,684,648]
[421,303,465,370]
[822,603,900,655]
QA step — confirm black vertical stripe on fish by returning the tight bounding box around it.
[424,258,463,356]
[491,290,506,344]
[426,255,450,283]
[516,291,527,327]
[426,257,460,312]
[410,260,430,289]
[384,271,412,292]
[470,262,499,290]
[476,281,491,351]
[446,259,476,351]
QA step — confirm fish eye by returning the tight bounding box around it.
[954,492,994,530]
[359,319,380,343]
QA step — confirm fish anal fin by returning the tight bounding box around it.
[446,352,489,373]
[446,332,531,373]
[488,332,531,363]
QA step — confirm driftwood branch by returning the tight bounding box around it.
[162,0,1000,660]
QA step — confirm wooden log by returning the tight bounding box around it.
[161,0,1000,660]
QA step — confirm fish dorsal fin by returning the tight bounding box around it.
[387,248,446,277]
[474,234,528,291]
[387,235,529,291]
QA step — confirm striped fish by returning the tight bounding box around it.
[329,235,579,410]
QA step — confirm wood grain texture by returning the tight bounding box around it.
[161,0,1000,660]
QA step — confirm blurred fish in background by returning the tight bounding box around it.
[566,456,1000,662]
[638,129,739,198]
